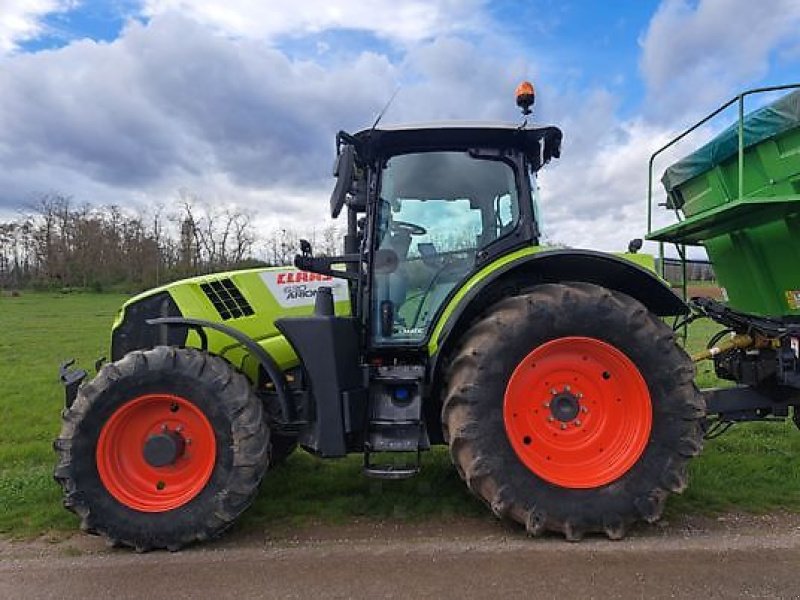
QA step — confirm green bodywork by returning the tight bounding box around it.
[649,86,800,317]
[114,267,351,383]
[427,246,655,354]
[114,249,657,381]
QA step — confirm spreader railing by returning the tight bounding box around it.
[645,83,800,303]
[647,83,800,236]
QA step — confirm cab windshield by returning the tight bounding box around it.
[372,150,521,344]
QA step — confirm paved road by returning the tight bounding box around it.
[2,516,800,599]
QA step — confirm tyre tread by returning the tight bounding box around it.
[53,346,269,551]
[441,282,704,540]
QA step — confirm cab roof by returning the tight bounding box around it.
[350,122,563,172]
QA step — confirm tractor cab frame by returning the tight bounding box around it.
[275,124,561,474]
[299,123,562,347]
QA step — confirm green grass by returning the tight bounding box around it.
[0,292,126,537]
[0,292,798,540]
[240,449,487,532]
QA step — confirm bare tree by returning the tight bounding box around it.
[0,191,352,290]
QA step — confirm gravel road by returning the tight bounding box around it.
[2,514,799,599]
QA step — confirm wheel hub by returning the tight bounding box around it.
[550,390,580,422]
[503,336,653,489]
[96,393,216,512]
[143,430,186,468]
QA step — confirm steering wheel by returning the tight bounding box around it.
[391,220,427,236]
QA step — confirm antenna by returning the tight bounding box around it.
[370,86,401,131]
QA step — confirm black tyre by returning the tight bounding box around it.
[442,282,704,540]
[54,346,269,551]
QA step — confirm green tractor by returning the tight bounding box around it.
[55,83,800,550]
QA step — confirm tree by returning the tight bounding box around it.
[0,191,345,291]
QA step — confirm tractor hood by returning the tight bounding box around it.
[111,266,351,375]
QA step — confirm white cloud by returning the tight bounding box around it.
[0,8,706,253]
[538,91,675,252]
[0,12,520,230]
[639,0,800,119]
[0,12,535,231]
[0,0,77,54]
[5,1,792,258]
[533,84,719,256]
[140,0,486,45]
[0,14,397,220]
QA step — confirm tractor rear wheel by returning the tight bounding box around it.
[54,346,269,551]
[442,282,704,540]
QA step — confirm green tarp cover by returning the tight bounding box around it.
[661,89,800,192]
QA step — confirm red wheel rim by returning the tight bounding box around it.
[503,337,652,488]
[96,394,216,512]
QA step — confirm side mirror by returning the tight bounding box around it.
[330,144,356,218]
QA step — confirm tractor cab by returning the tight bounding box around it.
[281,120,562,474]
[298,122,562,349]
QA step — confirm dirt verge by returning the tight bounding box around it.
[2,513,799,599]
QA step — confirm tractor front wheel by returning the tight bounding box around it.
[442,282,705,540]
[54,346,269,551]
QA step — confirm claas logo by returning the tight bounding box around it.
[275,271,333,285]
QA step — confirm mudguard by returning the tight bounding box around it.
[429,247,687,358]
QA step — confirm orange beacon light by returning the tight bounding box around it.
[515,81,535,115]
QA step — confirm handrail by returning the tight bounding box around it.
[645,83,800,315]
[646,83,800,235]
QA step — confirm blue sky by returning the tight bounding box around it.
[13,1,663,116]
[1,0,799,251]
[17,1,138,52]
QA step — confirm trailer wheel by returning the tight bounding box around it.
[442,282,704,540]
[54,346,269,551]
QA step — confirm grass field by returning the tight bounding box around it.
[0,291,798,540]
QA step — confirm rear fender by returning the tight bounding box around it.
[429,248,686,373]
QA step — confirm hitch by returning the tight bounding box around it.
[701,386,795,439]
[59,359,87,409]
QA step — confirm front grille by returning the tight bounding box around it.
[200,278,254,320]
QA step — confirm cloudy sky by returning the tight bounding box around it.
[1,0,799,253]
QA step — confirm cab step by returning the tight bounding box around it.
[362,462,420,480]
